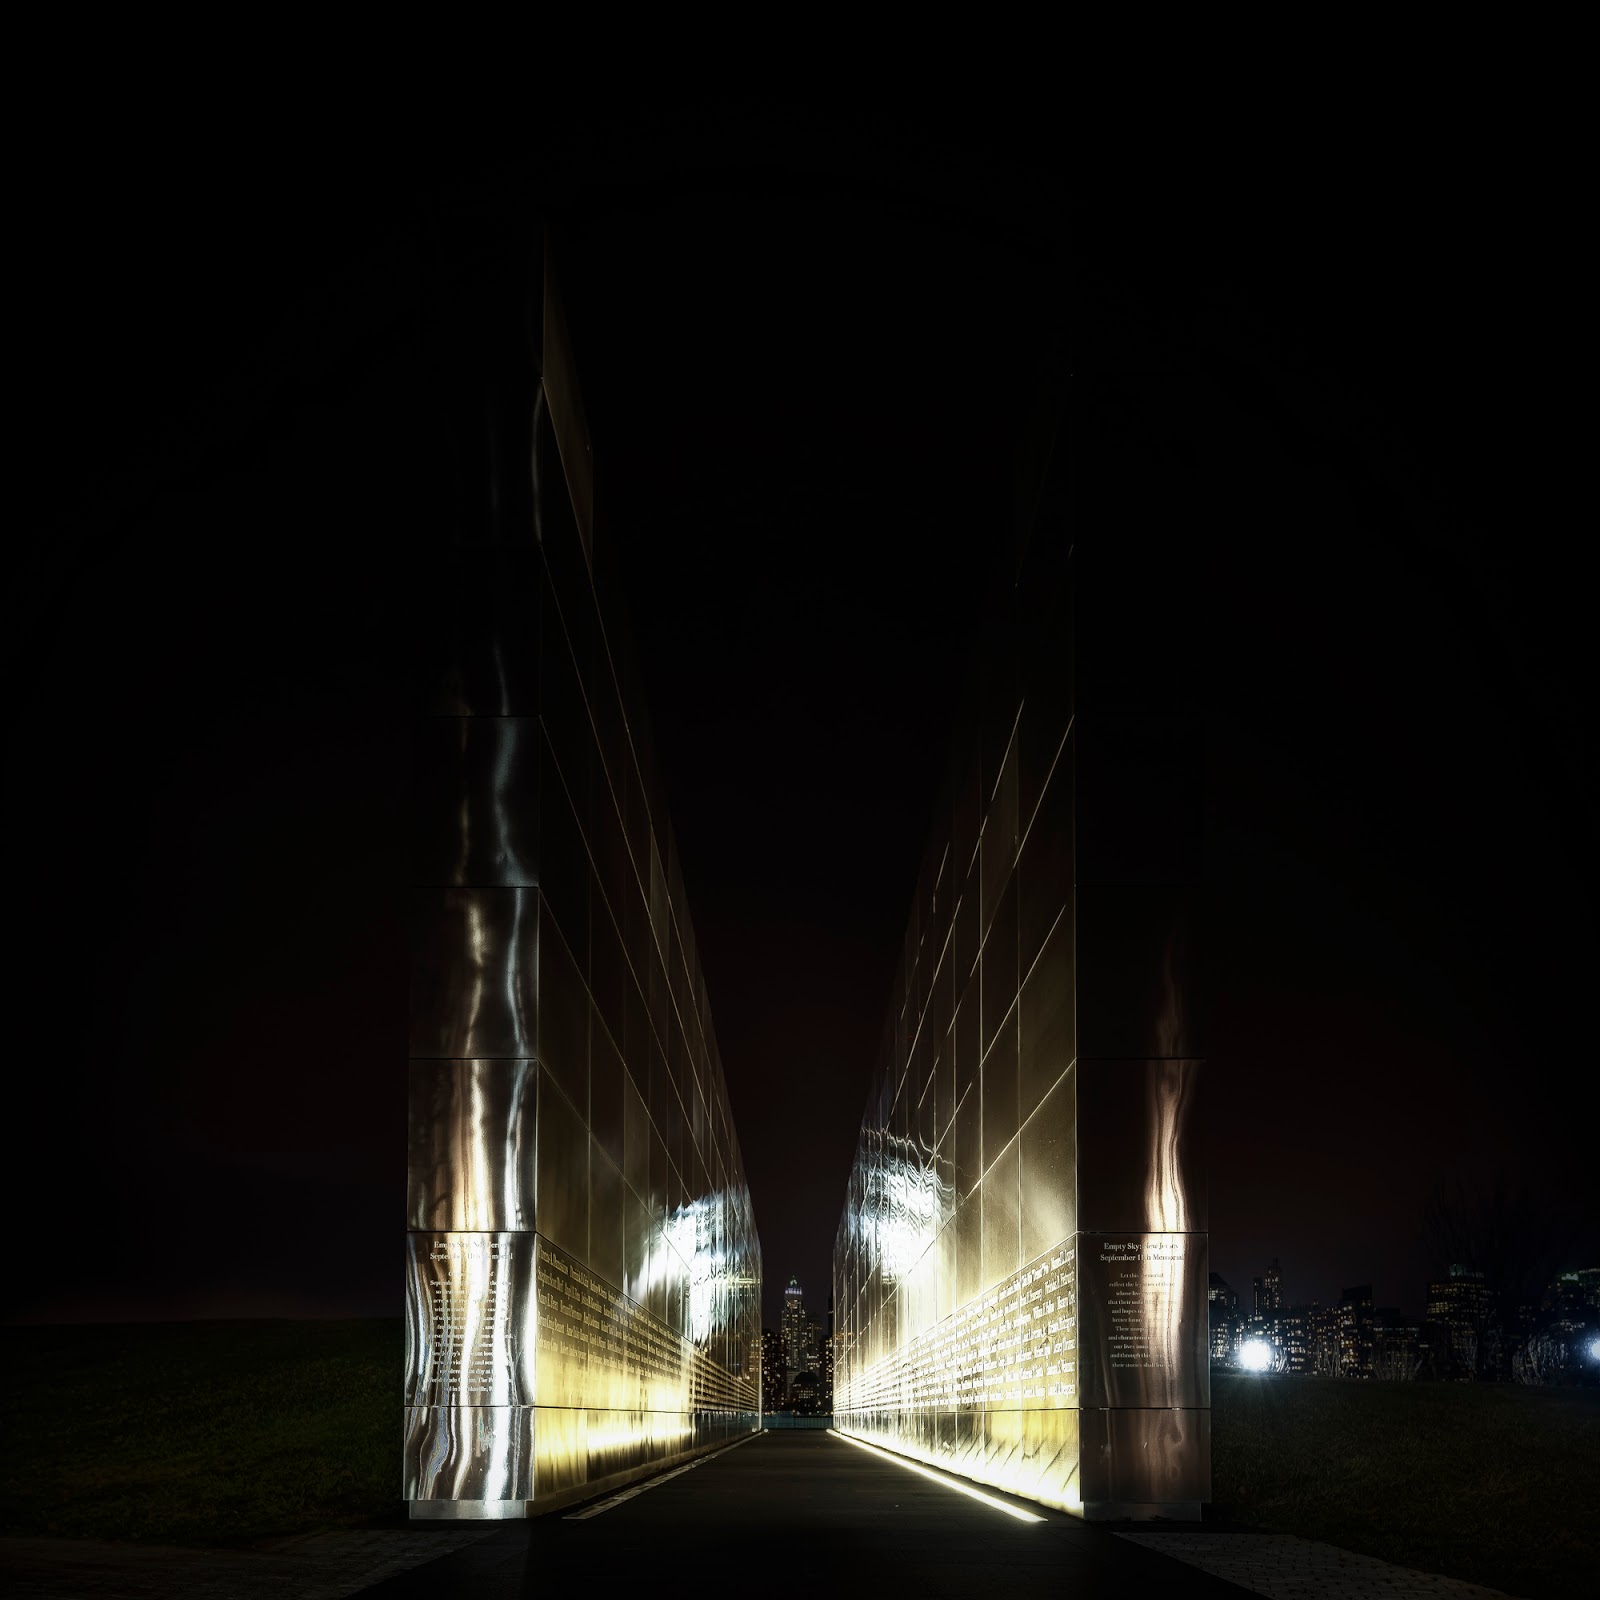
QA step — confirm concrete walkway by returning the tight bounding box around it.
[358,1431,1252,1599]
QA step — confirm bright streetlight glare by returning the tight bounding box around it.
[1240,1337,1275,1372]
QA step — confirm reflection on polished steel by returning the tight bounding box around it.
[406,234,761,1518]
[1145,1049,1195,1389]
[410,716,541,890]
[404,1405,534,1504]
[407,1061,536,1232]
[834,366,1207,1518]
[409,887,539,1062]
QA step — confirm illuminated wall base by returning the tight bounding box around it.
[833,1408,1208,1520]
[404,1406,758,1517]
[834,1234,1209,1518]
[404,1230,759,1518]
[834,1410,1082,1513]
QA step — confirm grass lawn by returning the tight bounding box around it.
[1209,1371,1600,1600]
[0,1320,404,1548]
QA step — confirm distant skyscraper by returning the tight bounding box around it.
[1425,1265,1495,1380]
[1337,1284,1375,1376]
[1309,1304,1341,1375]
[824,1295,834,1409]
[760,1327,783,1415]
[782,1276,807,1399]
[803,1319,823,1376]
[1263,1258,1282,1312]
[1208,1273,1241,1366]
[1277,1304,1314,1374]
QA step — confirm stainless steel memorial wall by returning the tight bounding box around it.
[832,353,1208,1518]
[406,235,762,1518]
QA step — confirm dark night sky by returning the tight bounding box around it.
[9,94,1592,1331]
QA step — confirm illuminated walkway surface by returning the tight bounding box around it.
[366,1432,1249,1599]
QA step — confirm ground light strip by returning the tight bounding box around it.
[827,1430,1046,1523]
[564,1431,761,1520]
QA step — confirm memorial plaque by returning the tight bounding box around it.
[405,1232,536,1407]
[1076,1232,1208,1409]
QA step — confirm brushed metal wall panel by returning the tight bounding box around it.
[980,877,1019,1065]
[954,1187,981,1310]
[411,887,538,1060]
[536,910,589,1118]
[622,1068,649,1199]
[1018,728,1072,979]
[535,1068,588,1263]
[1019,902,1074,1123]
[980,737,1019,939]
[416,543,543,719]
[590,1020,624,1172]
[622,1185,654,1310]
[411,716,540,888]
[954,976,980,1122]
[407,1060,536,1232]
[589,1141,625,1292]
[980,1138,1020,1295]
[404,1232,537,1407]
[403,1404,534,1501]
[1074,883,1204,1060]
[536,757,590,978]
[980,996,1019,1174]
[1019,1066,1076,1265]
[1026,1406,1081,1512]
[1076,1059,1207,1234]
[1078,1405,1210,1507]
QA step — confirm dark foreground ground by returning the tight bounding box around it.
[0,1320,402,1547]
[1209,1372,1600,1599]
[4,1322,1598,1597]
[363,1430,1250,1600]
